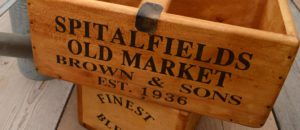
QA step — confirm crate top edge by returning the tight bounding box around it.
[278,0,299,37]
[29,0,300,47]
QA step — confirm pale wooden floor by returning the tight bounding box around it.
[0,56,73,130]
[0,1,300,130]
[0,8,73,130]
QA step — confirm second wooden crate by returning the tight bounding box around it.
[77,85,200,130]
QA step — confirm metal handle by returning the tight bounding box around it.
[0,0,17,16]
[0,32,32,58]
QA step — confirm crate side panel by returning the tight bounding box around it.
[27,0,299,127]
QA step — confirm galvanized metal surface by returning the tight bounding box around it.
[0,32,31,58]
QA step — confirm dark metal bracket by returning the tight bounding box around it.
[135,2,163,34]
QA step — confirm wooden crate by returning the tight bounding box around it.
[27,0,299,127]
[77,85,200,130]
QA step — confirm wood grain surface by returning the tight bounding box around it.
[27,0,299,127]
[58,86,278,130]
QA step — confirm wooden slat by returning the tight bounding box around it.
[0,56,73,130]
[273,1,300,130]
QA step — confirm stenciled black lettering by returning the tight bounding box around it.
[98,64,118,76]
[122,50,141,69]
[67,39,82,55]
[194,43,211,63]
[194,87,210,97]
[120,69,134,80]
[179,84,192,94]
[215,70,232,87]
[111,28,126,45]
[97,113,121,130]
[211,90,228,102]
[84,21,91,38]
[143,114,155,122]
[108,79,117,88]
[95,93,155,122]
[98,76,127,90]
[84,42,97,59]
[236,52,253,70]
[196,67,213,84]
[97,113,107,121]
[214,48,235,66]
[229,95,242,105]
[160,58,175,76]
[113,95,123,106]
[105,94,113,103]
[130,30,144,49]
[56,55,67,64]
[148,34,163,52]
[134,106,144,116]
[55,16,66,33]
[98,45,113,61]
[69,18,81,35]
[97,94,106,103]
[69,58,81,68]
[177,63,195,80]
[125,100,134,111]
[83,62,97,71]
[163,37,174,55]
[143,56,157,72]
[93,23,108,41]
[175,40,193,59]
